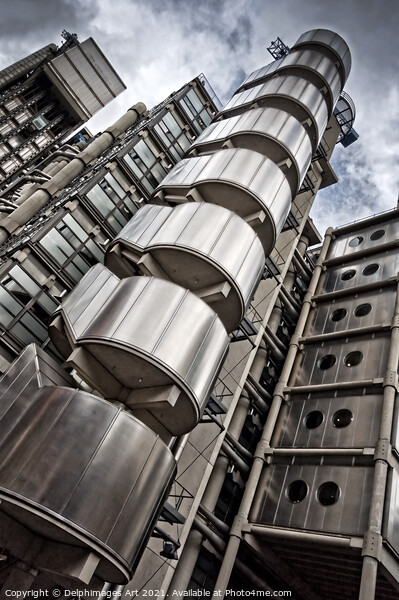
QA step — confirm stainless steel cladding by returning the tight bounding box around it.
[306,287,397,336]
[319,250,399,294]
[251,464,373,536]
[153,148,292,254]
[272,390,383,449]
[220,76,328,151]
[105,203,265,332]
[291,333,391,387]
[237,50,341,113]
[49,264,229,435]
[0,351,175,584]
[292,29,352,85]
[327,218,399,260]
[189,107,312,194]
[384,468,399,556]
[43,38,126,119]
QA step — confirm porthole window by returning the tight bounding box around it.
[332,409,353,428]
[344,351,363,367]
[341,269,356,281]
[287,480,308,503]
[331,308,347,322]
[363,263,379,276]
[319,354,336,370]
[370,229,385,241]
[317,482,340,506]
[349,236,363,247]
[354,303,372,317]
[305,411,324,429]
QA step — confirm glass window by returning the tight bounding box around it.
[123,140,167,196]
[0,288,20,325]
[86,175,137,233]
[39,216,104,282]
[187,89,205,113]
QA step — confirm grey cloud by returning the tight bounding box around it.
[1,0,398,234]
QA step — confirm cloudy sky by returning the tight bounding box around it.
[1,0,398,234]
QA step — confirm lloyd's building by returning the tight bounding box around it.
[0,27,398,600]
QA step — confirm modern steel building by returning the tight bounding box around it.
[0,30,126,186]
[0,26,396,600]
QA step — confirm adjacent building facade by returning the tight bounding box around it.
[0,27,397,600]
[0,31,126,186]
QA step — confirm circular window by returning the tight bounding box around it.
[349,236,363,247]
[331,308,347,322]
[370,229,385,241]
[354,303,372,317]
[332,409,353,428]
[305,410,324,429]
[319,354,336,370]
[363,263,379,276]
[287,480,308,503]
[344,351,363,367]
[317,482,340,506]
[341,269,356,281]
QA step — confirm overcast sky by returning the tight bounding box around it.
[1,0,398,234]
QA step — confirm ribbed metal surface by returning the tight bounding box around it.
[220,75,328,150]
[105,203,265,332]
[252,464,373,536]
[384,468,399,557]
[272,390,383,448]
[49,265,229,434]
[189,107,312,194]
[43,38,126,119]
[319,250,399,294]
[291,333,390,387]
[238,49,341,113]
[154,147,292,254]
[0,349,175,584]
[327,219,399,259]
[0,44,57,91]
[293,28,352,85]
[306,287,397,335]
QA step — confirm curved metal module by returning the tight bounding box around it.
[292,28,351,85]
[49,264,229,435]
[0,378,176,584]
[189,107,312,194]
[105,203,265,332]
[153,147,292,255]
[219,75,328,151]
[236,49,341,114]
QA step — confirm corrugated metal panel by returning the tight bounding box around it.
[44,38,126,119]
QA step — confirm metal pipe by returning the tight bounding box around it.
[213,228,334,597]
[271,447,367,456]
[224,430,253,462]
[300,323,389,345]
[359,281,399,600]
[292,253,311,283]
[248,524,354,547]
[262,330,285,363]
[278,285,300,319]
[197,504,230,535]
[0,198,18,208]
[247,372,272,403]
[288,379,378,394]
[243,380,270,413]
[220,441,250,475]
[294,247,313,277]
[312,276,397,303]
[265,324,287,353]
[0,103,146,243]
[172,434,190,462]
